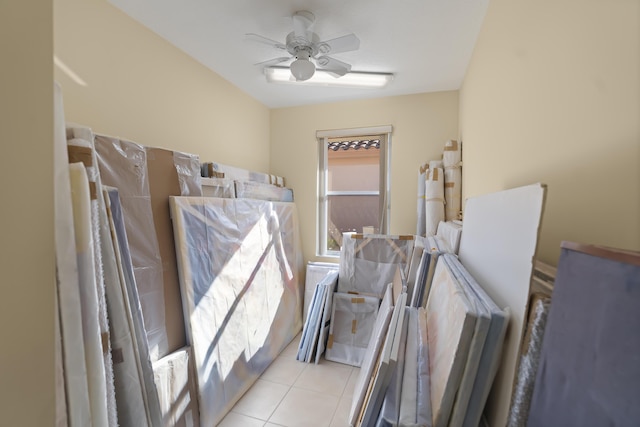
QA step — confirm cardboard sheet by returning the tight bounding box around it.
[458,183,546,427]
[527,243,640,427]
[170,196,303,426]
[325,293,380,367]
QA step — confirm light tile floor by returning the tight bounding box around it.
[218,334,359,427]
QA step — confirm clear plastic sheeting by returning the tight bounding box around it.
[170,197,303,427]
[235,180,294,202]
[201,177,236,198]
[338,234,414,298]
[95,135,168,360]
[153,347,199,427]
[172,151,202,196]
[325,293,380,367]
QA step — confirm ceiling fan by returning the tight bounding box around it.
[246,11,360,81]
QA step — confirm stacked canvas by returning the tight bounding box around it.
[200,177,236,198]
[297,272,339,363]
[235,180,294,202]
[304,262,340,320]
[416,163,429,236]
[436,220,463,255]
[426,254,508,427]
[410,235,455,308]
[170,196,303,426]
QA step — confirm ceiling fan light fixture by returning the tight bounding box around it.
[265,67,394,88]
[290,57,315,81]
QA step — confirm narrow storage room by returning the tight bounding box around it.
[1,1,639,427]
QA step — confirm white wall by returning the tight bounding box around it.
[271,92,459,263]
[0,2,55,425]
[460,0,640,265]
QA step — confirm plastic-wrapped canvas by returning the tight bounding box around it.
[170,196,303,426]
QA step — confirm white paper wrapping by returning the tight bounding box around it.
[436,221,463,255]
[325,293,380,367]
[339,234,414,298]
[170,196,303,426]
[443,140,462,221]
[425,168,445,236]
[153,347,199,427]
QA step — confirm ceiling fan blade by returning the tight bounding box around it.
[245,33,286,50]
[317,33,360,55]
[292,11,314,39]
[254,57,290,67]
[316,56,352,77]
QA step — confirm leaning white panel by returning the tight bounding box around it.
[304,262,339,320]
[170,197,303,427]
[458,183,546,427]
[153,347,200,427]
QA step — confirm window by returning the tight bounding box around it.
[317,126,392,257]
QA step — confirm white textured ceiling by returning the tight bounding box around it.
[108,0,490,108]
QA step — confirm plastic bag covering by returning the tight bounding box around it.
[325,293,380,367]
[426,258,477,427]
[170,196,303,427]
[443,140,462,222]
[507,296,550,427]
[338,234,415,298]
[172,151,202,196]
[201,177,236,198]
[376,307,411,427]
[436,221,462,255]
[153,347,200,427]
[95,135,168,360]
[54,87,91,427]
[107,188,163,427]
[425,168,445,236]
[304,262,340,320]
[202,161,285,187]
[416,164,428,237]
[234,180,294,202]
[349,284,394,427]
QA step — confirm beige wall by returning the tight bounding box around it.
[270,92,459,263]
[460,0,640,265]
[0,2,55,426]
[54,0,270,173]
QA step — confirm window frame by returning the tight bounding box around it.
[316,125,393,257]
